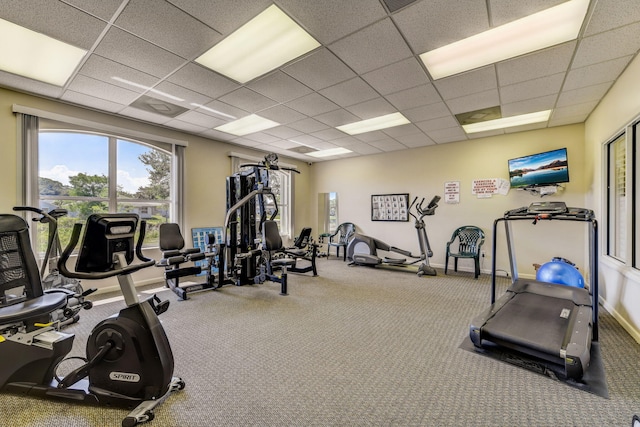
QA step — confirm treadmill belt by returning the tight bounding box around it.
[483,292,576,356]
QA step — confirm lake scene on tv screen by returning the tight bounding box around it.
[509,148,569,188]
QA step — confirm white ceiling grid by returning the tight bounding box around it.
[0,0,638,161]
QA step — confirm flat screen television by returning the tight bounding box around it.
[508,148,569,188]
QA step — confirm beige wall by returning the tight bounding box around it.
[310,124,587,277]
[585,53,640,342]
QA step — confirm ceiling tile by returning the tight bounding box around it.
[386,84,442,110]
[556,82,612,108]
[369,138,408,152]
[257,104,307,124]
[551,101,599,120]
[168,63,239,99]
[287,92,340,116]
[163,119,208,133]
[311,128,348,141]
[496,42,576,86]
[63,0,124,20]
[416,116,460,133]
[218,87,278,113]
[395,132,435,148]
[403,102,452,122]
[499,74,564,105]
[314,109,361,127]
[329,19,413,74]
[564,56,632,91]
[572,21,640,69]
[0,0,107,49]
[346,97,397,120]
[283,48,356,91]
[0,70,64,99]
[167,0,273,34]
[243,133,281,144]
[192,100,248,121]
[488,0,566,26]
[277,0,387,44]
[247,71,313,103]
[152,81,212,107]
[60,90,125,113]
[319,78,378,107]
[287,134,324,147]
[174,110,224,128]
[446,89,500,114]
[65,75,140,104]
[393,0,489,53]
[115,0,221,59]
[94,27,186,78]
[361,58,430,95]
[501,95,556,117]
[583,0,640,37]
[354,131,390,143]
[427,126,467,144]
[434,66,497,100]
[263,126,304,140]
[382,123,422,138]
[119,106,174,125]
[288,118,330,133]
[78,54,158,92]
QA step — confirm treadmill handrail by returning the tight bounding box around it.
[490,211,599,342]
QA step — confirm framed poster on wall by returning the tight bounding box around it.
[371,193,409,221]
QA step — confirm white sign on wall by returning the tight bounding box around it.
[444,181,460,203]
[471,178,510,198]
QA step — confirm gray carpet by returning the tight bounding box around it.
[3,258,640,426]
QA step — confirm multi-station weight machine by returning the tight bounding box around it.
[216,153,301,294]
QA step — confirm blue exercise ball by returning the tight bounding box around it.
[536,259,585,288]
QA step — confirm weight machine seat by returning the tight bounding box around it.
[0,293,68,325]
[470,279,593,379]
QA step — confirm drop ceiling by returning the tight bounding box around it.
[1,0,639,161]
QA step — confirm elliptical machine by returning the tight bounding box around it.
[347,196,440,276]
[0,213,184,427]
[13,206,95,327]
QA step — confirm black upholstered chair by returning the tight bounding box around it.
[0,214,68,332]
[445,226,485,279]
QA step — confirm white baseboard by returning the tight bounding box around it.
[600,297,640,344]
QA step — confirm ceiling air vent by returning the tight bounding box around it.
[455,106,502,126]
[382,0,420,13]
[289,146,318,154]
[130,95,188,118]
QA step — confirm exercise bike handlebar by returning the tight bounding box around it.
[58,222,155,280]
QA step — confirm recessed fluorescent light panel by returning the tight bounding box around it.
[0,18,87,86]
[462,110,552,133]
[420,0,590,79]
[214,114,280,136]
[337,112,410,135]
[307,147,353,158]
[195,5,321,83]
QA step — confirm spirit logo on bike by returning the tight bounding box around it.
[109,372,141,382]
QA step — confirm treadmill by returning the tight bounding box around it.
[469,202,598,380]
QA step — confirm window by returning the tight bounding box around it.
[35,129,174,253]
[605,119,640,269]
[606,133,627,261]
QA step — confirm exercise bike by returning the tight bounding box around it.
[0,213,184,427]
[347,195,440,276]
[13,206,95,327]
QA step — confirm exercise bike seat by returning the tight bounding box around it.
[0,292,68,325]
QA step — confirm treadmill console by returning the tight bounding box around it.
[527,201,567,214]
[504,202,593,220]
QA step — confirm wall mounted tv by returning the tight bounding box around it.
[508,148,569,189]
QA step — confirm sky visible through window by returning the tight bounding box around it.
[39,132,152,194]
